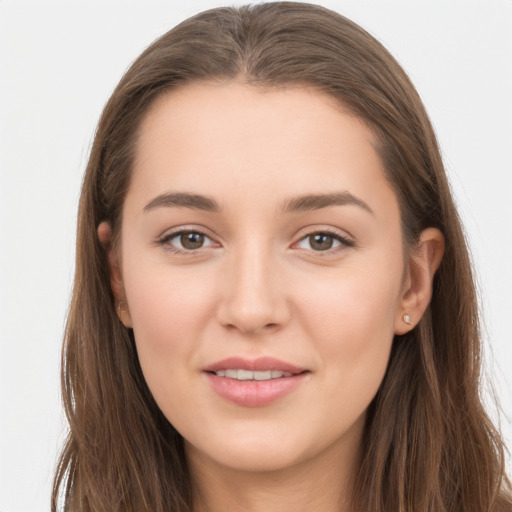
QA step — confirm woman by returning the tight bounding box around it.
[52,2,511,511]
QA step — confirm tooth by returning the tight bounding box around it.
[237,369,254,380]
[253,370,272,381]
[218,369,295,380]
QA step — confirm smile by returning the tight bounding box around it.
[211,369,294,380]
[204,357,309,407]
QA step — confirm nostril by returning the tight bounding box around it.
[228,322,281,336]
[216,281,290,334]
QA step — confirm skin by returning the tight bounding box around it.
[99,81,444,512]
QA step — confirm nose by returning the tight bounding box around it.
[215,240,290,335]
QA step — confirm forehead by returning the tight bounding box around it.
[136,81,371,156]
[128,81,397,222]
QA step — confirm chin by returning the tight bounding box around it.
[186,438,308,473]
[183,418,349,475]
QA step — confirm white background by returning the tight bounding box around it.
[1,1,511,511]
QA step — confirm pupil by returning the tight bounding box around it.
[310,234,333,251]
[181,232,204,249]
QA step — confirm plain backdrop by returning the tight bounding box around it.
[1,1,511,511]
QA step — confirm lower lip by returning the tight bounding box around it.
[205,372,308,407]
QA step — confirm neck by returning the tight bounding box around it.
[187,425,362,512]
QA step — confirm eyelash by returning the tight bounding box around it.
[295,230,355,255]
[157,228,354,256]
[157,228,217,255]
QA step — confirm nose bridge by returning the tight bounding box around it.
[217,236,287,334]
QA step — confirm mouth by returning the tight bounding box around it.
[208,369,296,380]
[203,356,306,375]
[203,357,310,407]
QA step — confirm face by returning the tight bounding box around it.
[114,82,410,474]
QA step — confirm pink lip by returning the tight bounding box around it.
[203,356,305,374]
[203,357,309,407]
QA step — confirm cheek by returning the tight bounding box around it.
[297,262,401,346]
[294,260,402,404]
[128,271,209,340]
[122,259,217,397]
[124,227,222,320]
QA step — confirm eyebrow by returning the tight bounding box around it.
[143,191,373,215]
[281,192,373,215]
[144,192,221,213]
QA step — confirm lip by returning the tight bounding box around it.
[203,357,309,407]
[203,356,306,374]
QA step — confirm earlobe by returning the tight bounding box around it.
[97,221,133,328]
[395,227,445,335]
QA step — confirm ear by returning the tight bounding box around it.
[394,227,445,334]
[97,221,133,328]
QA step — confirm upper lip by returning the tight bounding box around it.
[203,356,307,374]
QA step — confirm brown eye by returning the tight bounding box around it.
[308,234,334,251]
[180,232,205,250]
[159,230,216,253]
[295,231,353,253]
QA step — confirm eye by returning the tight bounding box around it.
[159,229,218,253]
[295,231,353,252]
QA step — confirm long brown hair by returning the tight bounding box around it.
[52,3,511,511]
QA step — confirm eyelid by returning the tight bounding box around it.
[292,227,355,254]
[157,226,220,254]
[156,225,354,256]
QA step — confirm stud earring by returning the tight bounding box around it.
[403,314,412,325]
[117,301,127,314]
